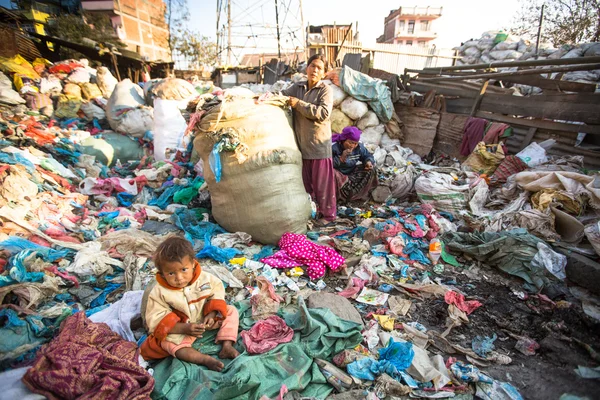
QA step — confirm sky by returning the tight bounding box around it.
[187,0,522,61]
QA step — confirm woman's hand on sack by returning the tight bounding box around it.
[364,161,373,171]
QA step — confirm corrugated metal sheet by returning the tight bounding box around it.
[371,43,454,75]
[433,112,469,159]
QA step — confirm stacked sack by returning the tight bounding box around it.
[454,32,600,94]
[322,66,402,151]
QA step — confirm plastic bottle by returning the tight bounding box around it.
[429,238,442,265]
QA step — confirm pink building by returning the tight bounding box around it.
[378,6,442,46]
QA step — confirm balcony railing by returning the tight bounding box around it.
[397,6,442,16]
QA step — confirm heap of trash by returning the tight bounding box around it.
[0,53,598,400]
[454,31,600,94]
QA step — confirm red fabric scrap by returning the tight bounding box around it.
[241,315,294,354]
[444,290,482,315]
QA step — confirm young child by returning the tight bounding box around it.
[142,236,239,371]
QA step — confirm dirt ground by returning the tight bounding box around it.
[322,259,600,400]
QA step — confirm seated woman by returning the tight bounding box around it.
[332,126,378,203]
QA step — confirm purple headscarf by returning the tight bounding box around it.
[332,126,362,143]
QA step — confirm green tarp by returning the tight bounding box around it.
[151,297,363,400]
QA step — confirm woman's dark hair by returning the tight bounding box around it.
[307,54,329,73]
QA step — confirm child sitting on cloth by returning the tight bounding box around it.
[140,236,239,371]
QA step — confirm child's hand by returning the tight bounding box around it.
[186,323,205,337]
[202,311,218,330]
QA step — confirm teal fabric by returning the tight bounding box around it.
[79,132,144,166]
[339,66,394,123]
[443,229,549,291]
[151,297,363,400]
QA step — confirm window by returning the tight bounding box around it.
[396,19,405,36]
[408,20,415,34]
[406,40,413,46]
[418,41,426,47]
[421,20,429,31]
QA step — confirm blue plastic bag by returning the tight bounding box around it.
[209,141,224,182]
[346,357,397,381]
[378,339,414,371]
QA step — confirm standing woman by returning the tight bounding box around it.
[282,54,336,224]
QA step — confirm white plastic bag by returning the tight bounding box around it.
[153,98,187,161]
[361,124,385,146]
[67,67,91,84]
[531,242,567,280]
[107,79,153,137]
[357,110,379,130]
[380,132,401,150]
[323,80,347,106]
[80,101,106,120]
[516,142,548,167]
[340,96,368,120]
[96,66,119,99]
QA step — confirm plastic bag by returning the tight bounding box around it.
[24,92,52,110]
[208,141,224,182]
[153,98,187,161]
[361,124,385,146]
[340,96,368,120]
[80,101,106,120]
[331,108,352,134]
[80,83,103,100]
[380,132,401,149]
[463,142,505,175]
[323,79,347,106]
[63,83,82,99]
[251,276,283,320]
[96,66,118,99]
[0,87,26,105]
[54,94,82,119]
[584,222,600,257]
[39,75,62,94]
[531,242,566,280]
[107,79,153,138]
[516,142,548,167]
[378,339,414,371]
[357,110,379,130]
[67,67,90,83]
[146,78,197,106]
[415,171,473,214]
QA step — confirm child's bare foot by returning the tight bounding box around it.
[175,348,225,371]
[219,340,240,359]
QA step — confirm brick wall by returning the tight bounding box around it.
[117,0,170,61]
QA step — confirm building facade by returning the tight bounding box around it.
[378,6,442,46]
[81,0,170,61]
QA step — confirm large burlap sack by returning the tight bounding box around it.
[331,108,352,134]
[194,98,311,244]
[106,79,153,138]
[357,111,379,130]
[146,78,197,106]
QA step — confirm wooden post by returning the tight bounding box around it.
[111,53,121,81]
[469,79,489,116]
[419,63,600,82]
[520,127,538,150]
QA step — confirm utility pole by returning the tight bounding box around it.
[216,0,221,65]
[227,0,232,65]
[299,0,306,62]
[274,0,282,59]
[535,4,545,56]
